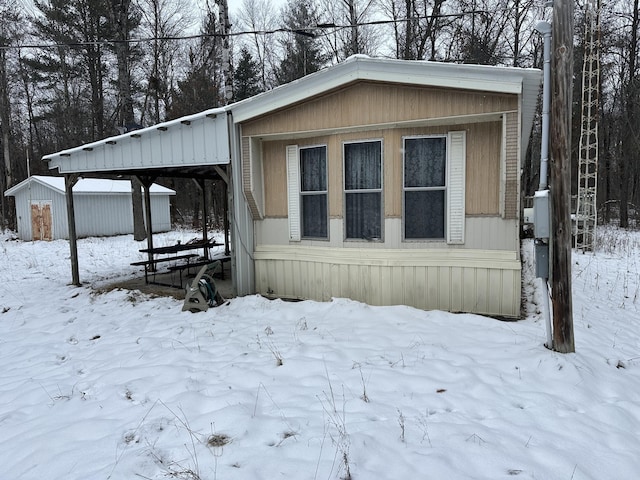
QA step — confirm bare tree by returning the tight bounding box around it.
[107,0,147,241]
[619,0,640,228]
[137,0,193,124]
[318,0,381,62]
[0,0,22,230]
[236,0,279,90]
[380,0,450,60]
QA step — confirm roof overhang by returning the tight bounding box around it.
[43,108,230,177]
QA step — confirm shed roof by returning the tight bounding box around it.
[4,176,175,197]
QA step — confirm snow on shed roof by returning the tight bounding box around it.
[4,176,175,197]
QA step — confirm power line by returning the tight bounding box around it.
[1,10,487,51]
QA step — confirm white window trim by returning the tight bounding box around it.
[402,134,448,241]
[400,132,466,244]
[299,144,329,240]
[342,138,384,241]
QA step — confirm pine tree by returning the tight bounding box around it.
[274,0,327,85]
[168,7,224,118]
[233,46,263,101]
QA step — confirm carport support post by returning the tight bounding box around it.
[193,178,209,260]
[137,176,156,270]
[213,165,230,256]
[64,174,80,286]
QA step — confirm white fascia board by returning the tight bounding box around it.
[230,57,541,123]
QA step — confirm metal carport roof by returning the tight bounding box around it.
[43,107,230,178]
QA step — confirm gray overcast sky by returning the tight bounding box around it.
[17,0,287,21]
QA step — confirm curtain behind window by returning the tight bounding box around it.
[404,137,446,239]
[301,146,328,238]
[344,141,382,239]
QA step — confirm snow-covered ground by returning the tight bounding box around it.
[1,227,639,480]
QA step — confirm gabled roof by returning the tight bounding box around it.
[4,175,175,197]
[232,55,541,121]
[229,55,542,158]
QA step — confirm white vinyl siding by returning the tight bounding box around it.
[254,245,521,318]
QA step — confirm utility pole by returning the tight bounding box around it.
[550,0,575,353]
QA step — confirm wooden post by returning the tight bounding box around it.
[223,177,230,256]
[194,178,209,260]
[213,165,231,256]
[550,0,575,353]
[64,174,80,286]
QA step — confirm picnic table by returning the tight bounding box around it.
[131,240,223,287]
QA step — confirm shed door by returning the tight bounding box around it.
[30,201,53,241]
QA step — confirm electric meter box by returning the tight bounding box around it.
[535,240,549,278]
[533,190,551,239]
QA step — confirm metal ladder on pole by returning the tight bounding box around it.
[575,0,601,252]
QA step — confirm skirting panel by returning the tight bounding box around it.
[254,245,521,318]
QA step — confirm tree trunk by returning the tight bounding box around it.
[131,176,146,241]
[620,0,639,228]
[0,46,12,190]
[110,0,145,239]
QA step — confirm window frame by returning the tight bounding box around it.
[402,134,448,241]
[299,144,329,240]
[342,138,384,242]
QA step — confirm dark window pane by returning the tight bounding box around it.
[405,137,446,188]
[301,146,327,192]
[302,194,327,238]
[405,190,445,239]
[345,141,381,190]
[346,192,381,239]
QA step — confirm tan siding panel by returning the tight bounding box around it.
[466,122,502,214]
[242,82,517,136]
[261,122,503,222]
[262,141,288,217]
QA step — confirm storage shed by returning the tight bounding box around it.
[4,175,175,241]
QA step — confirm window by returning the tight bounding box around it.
[300,146,328,238]
[344,140,382,240]
[403,136,447,239]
